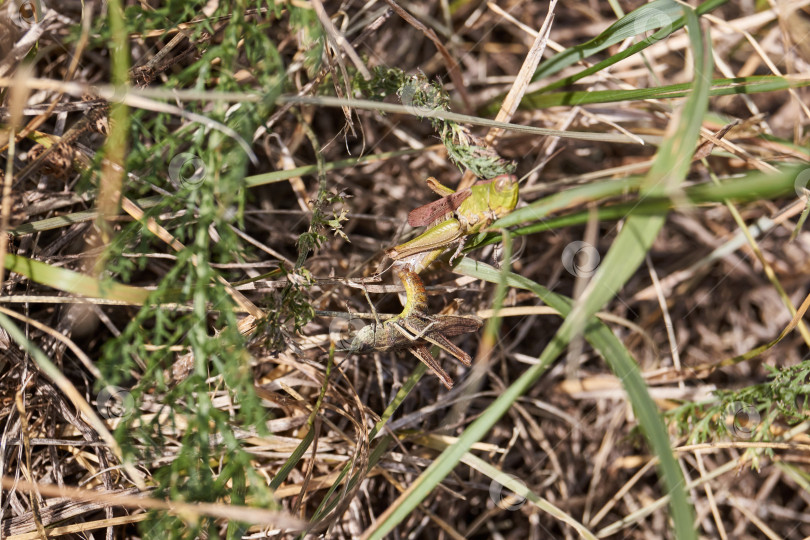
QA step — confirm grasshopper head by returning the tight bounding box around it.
[489,174,519,217]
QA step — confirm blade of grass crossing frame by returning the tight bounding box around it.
[459,261,685,533]
[530,0,684,83]
[536,8,713,538]
[527,0,726,92]
[520,75,810,110]
[496,164,803,231]
[482,0,727,114]
[359,256,676,540]
[4,253,151,304]
[484,165,805,241]
[364,7,711,540]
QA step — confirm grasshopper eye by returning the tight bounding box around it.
[494,175,515,192]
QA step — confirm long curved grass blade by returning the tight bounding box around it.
[4,253,151,304]
[489,164,806,237]
[530,0,686,83]
[360,256,687,540]
[481,0,727,114]
[529,0,726,91]
[463,164,805,256]
[534,8,713,538]
[519,75,810,109]
[364,6,712,540]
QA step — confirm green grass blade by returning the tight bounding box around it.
[542,8,713,538]
[460,261,699,537]
[268,428,315,492]
[530,0,686,83]
[4,253,151,304]
[362,257,680,539]
[531,0,725,90]
[488,165,805,239]
[481,0,727,114]
[519,75,810,109]
[366,6,713,539]
[497,177,642,228]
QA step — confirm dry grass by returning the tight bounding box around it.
[1,1,810,538]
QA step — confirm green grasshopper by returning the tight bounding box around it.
[344,175,516,387]
[348,268,483,388]
[386,174,519,273]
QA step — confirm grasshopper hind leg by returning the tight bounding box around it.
[409,344,454,389]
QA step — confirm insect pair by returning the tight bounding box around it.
[343,174,519,388]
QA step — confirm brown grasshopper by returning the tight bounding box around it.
[347,269,482,388]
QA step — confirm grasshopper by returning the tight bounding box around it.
[386,174,519,273]
[342,175,516,387]
[348,268,482,388]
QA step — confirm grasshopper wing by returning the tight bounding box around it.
[431,315,483,336]
[407,189,471,227]
[398,316,477,367]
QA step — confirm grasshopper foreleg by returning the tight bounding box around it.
[447,237,468,264]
